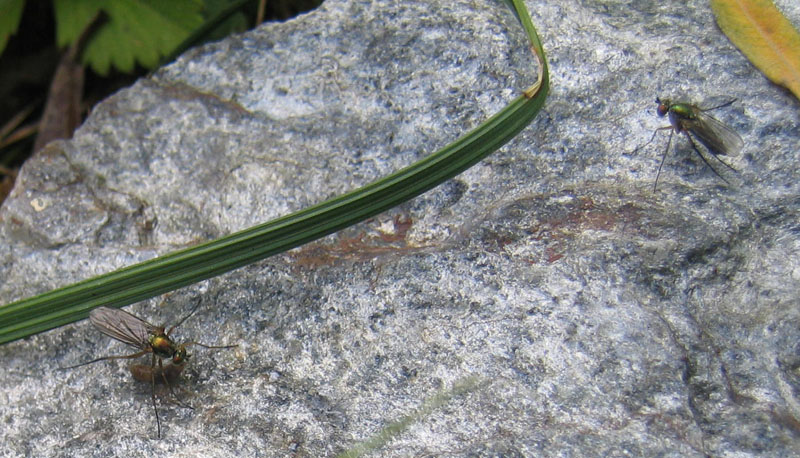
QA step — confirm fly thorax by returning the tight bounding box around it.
[149,334,177,359]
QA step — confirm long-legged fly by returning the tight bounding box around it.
[635,97,744,191]
[64,304,237,438]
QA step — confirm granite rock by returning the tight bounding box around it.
[1,0,800,456]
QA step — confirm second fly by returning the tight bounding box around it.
[65,304,237,438]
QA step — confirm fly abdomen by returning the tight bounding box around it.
[130,361,185,384]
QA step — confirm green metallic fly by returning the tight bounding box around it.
[64,304,237,438]
[636,97,744,191]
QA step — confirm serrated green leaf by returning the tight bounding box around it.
[89,21,135,74]
[79,0,204,75]
[0,0,25,55]
[53,0,103,48]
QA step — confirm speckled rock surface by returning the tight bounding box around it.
[2,0,800,456]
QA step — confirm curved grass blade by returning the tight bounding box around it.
[0,0,549,345]
[337,376,485,458]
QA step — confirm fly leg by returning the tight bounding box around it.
[166,299,203,335]
[150,353,162,439]
[160,359,193,411]
[689,132,738,173]
[184,341,238,350]
[684,132,731,185]
[60,349,151,370]
[631,125,672,155]
[653,129,674,192]
[702,99,736,112]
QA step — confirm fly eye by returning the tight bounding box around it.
[656,104,668,117]
[173,347,188,364]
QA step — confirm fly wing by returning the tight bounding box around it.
[685,111,744,157]
[89,306,157,349]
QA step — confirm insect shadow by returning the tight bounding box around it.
[633,97,744,191]
[62,303,237,438]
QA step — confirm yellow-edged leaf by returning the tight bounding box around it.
[711,0,800,99]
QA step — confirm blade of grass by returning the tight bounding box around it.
[0,0,549,345]
[337,375,485,458]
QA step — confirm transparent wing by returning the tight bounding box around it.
[89,306,158,349]
[684,111,743,157]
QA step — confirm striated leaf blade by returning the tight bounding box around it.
[711,0,800,99]
[0,0,549,345]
